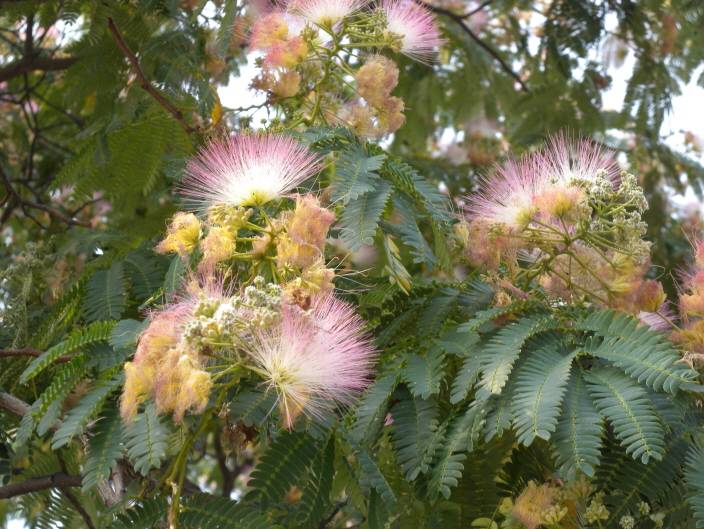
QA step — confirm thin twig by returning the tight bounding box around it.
[106,17,199,134]
[0,165,91,228]
[416,0,529,92]
[57,454,97,529]
[62,487,97,529]
[317,500,348,529]
[462,0,492,18]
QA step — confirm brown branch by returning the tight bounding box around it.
[0,56,77,83]
[0,347,43,358]
[106,17,199,134]
[417,0,529,92]
[0,348,72,363]
[0,473,82,499]
[0,392,31,417]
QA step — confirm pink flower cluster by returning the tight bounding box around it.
[381,0,445,62]
[465,136,619,232]
[673,240,704,357]
[458,135,662,314]
[180,134,320,209]
[248,294,376,428]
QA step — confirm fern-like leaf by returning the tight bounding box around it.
[605,435,689,522]
[402,349,445,399]
[686,443,704,528]
[450,348,482,404]
[249,431,320,503]
[229,388,277,427]
[123,251,167,302]
[51,374,122,449]
[428,402,486,500]
[584,366,665,464]
[339,180,392,251]
[512,343,576,446]
[82,405,123,492]
[20,320,115,383]
[84,262,127,322]
[123,401,170,475]
[332,143,385,204]
[381,158,450,222]
[181,494,280,529]
[483,389,513,442]
[350,372,399,445]
[109,499,167,529]
[296,435,335,529]
[355,447,397,509]
[33,355,88,434]
[553,368,602,479]
[478,315,552,394]
[579,310,697,393]
[390,388,439,480]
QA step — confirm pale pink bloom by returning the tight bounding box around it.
[249,10,306,52]
[464,157,543,230]
[537,135,620,187]
[289,0,366,25]
[180,134,320,208]
[639,303,676,332]
[464,136,620,230]
[381,0,445,62]
[247,294,376,427]
[694,239,704,269]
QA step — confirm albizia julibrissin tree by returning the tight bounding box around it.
[2,1,704,529]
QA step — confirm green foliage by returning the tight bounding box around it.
[449,335,481,404]
[33,354,88,434]
[339,179,392,251]
[84,262,128,322]
[390,388,440,480]
[402,349,446,399]
[82,405,123,492]
[686,443,704,528]
[20,320,116,383]
[511,342,576,446]
[249,431,320,504]
[295,435,335,529]
[109,499,167,529]
[229,388,278,427]
[578,310,698,393]
[553,368,603,479]
[181,494,280,529]
[350,372,399,445]
[355,445,397,509]
[584,367,666,464]
[332,143,386,204]
[51,373,123,449]
[2,1,704,527]
[477,315,553,395]
[123,402,170,476]
[428,402,486,500]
